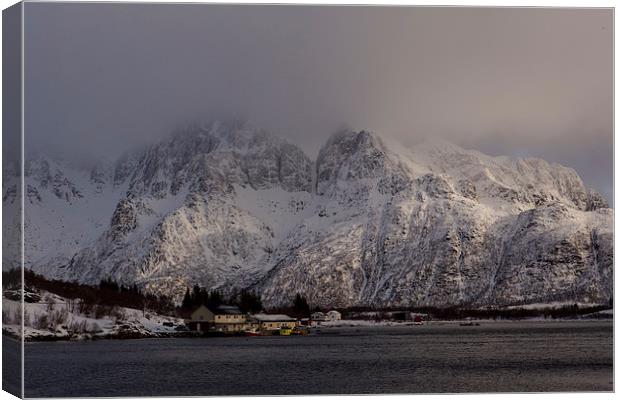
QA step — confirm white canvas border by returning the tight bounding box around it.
[0,1,616,400]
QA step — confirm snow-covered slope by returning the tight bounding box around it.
[23,156,133,271]
[2,159,21,271]
[7,123,612,308]
[2,289,183,341]
[43,122,314,300]
[257,131,612,308]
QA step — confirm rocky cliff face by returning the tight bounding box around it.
[7,122,613,308]
[257,132,612,308]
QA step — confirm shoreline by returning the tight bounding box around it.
[9,317,613,343]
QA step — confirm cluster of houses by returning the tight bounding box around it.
[310,310,342,322]
[186,304,342,334]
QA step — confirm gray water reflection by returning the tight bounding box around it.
[24,320,613,397]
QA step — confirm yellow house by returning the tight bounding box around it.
[252,314,297,331]
[187,304,248,332]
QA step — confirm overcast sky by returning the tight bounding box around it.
[23,4,613,203]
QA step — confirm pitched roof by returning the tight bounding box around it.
[191,304,210,314]
[191,304,243,316]
[213,305,243,315]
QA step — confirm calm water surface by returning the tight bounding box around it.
[22,320,612,397]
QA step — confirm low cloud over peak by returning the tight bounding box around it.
[22,4,612,203]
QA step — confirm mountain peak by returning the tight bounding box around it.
[322,129,385,153]
[316,129,400,195]
[127,121,313,198]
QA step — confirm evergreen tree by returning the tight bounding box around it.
[238,290,263,313]
[207,290,223,308]
[292,293,310,317]
[99,278,119,292]
[181,288,192,310]
[192,285,202,305]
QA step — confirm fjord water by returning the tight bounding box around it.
[24,321,612,397]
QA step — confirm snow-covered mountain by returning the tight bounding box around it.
[4,122,613,308]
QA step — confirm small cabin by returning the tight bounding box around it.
[326,310,342,321]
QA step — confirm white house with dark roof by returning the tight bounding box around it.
[187,304,247,332]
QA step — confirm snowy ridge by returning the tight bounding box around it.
[5,124,612,308]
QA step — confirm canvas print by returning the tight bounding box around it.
[2,2,614,398]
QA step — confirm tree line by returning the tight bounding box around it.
[3,269,176,315]
[180,286,264,314]
[10,269,601,321]
[180,286,314,318]
[4,269,313,318]
[12,268,527,321]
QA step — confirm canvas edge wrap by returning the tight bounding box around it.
[2,1,24,398]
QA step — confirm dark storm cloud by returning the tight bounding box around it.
[24,4,612,203]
